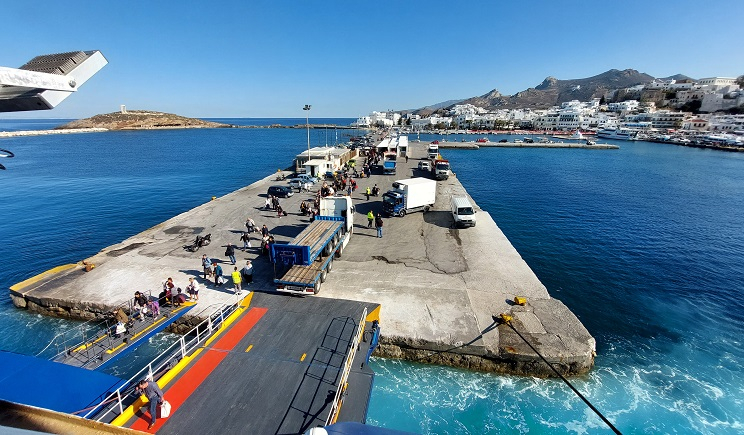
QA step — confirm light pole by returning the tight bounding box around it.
[303,105,311,171]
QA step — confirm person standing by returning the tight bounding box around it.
[241,260,253,284]
[375,213,384,238]
[213,262,223,287]
[240,232,251,251]
[201,254,212,280]
[225,244,236,264]
[261,224,269,238]
[136,379,164,430]
[365,186,371,200]
[367,210,374,228]
[186,277,200,301]
[231,267,242,294]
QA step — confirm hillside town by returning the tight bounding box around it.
[353,76,743,147]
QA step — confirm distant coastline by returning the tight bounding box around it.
[47,110,360,132]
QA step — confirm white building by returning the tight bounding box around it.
[696,77,737,88]
[700,91,744,113]
[608,100,639,112]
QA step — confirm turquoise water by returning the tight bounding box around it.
[1,122,743,433]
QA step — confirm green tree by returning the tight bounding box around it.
[599,96,606,105]
[736,75,744,88]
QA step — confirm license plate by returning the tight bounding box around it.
[285,285,305,292]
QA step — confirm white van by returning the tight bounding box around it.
[451,196,476,228]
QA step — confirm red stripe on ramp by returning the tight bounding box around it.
[130,307,267,432]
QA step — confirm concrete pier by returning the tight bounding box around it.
[419,139,619,150]
[9,141,595,377]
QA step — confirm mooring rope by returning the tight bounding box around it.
[500,315,622,434]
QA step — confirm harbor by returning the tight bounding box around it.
[9,138,595,378]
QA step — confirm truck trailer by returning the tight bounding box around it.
[382,177,437,217]
[427,142,440,159]
[271,196,354,295]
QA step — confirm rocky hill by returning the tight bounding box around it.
[56,110,234,130]
[455,69,657,111]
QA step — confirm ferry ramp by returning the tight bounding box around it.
[115,292,379,434]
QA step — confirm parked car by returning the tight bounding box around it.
[418,161,431,171]
[267,185,294,198]
[295,174,319,184]
[287,178,312,190]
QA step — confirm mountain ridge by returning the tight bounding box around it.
[419,69,697,113]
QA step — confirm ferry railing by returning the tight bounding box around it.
[46,291,159,365]
[84,301,239,421]
[39,295,140,360]
[324,307,367,426]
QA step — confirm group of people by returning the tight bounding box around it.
[365,210,384,237]
[202,253,254,294]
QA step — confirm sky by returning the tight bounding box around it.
[2,0,743,119]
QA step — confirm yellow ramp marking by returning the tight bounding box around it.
[245,345,253,352]
[112,296,254,427]
[366,305,381,323]
[300,353,306,362]
[10,264,78,292]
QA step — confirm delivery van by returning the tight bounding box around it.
[451,196,476,228]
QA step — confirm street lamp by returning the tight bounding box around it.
[303,104,311,171]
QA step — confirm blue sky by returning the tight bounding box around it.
[2,0,743,119]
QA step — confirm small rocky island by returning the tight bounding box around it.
[56,110,235,130]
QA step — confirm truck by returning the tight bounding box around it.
[382,151,397,174]
[271,196,354,295]
[383,160,397,175]
[382,177,437,217]
[431,158,451,180]
[427,142,440,159]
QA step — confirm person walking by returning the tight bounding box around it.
[231,267,242,294]
[213,262,223,287]
[261,224,269,237]
[245,217,256,233]
[365,186,371,200]
[375,213,384,238]
[201,254,212,280]
[241,260,254,285]
[135,379,164,430]
[367,210,374,228]
[240,232,251,251]
[225,243,236,265]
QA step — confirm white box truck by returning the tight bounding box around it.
[382,177,437,217]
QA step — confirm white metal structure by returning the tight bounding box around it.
[0,50,107,112]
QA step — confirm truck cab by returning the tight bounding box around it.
[431,159,451,180]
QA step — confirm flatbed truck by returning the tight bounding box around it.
[271,196,354,295]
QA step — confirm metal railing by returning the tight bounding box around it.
[39,293,146,360]
[324,307,367,426]
[84,301,240,422]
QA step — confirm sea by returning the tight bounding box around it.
[0,119,742,434]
